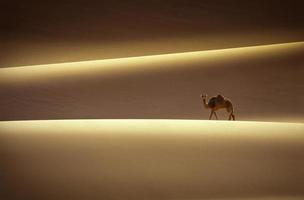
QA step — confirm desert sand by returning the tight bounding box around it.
[2,1,304,199]
[0,42,303,122]
[2,1,304,67]
[1,119,304,200]
[1,42,304,200]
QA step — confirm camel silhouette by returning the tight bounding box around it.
[201,94,235,120]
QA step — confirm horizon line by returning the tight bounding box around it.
[0,119,303,125]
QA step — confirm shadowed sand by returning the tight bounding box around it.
[2,1,304,67]
[1,119,303,200]
[1,42,303,122]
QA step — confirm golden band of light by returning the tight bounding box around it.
[1,119,304,137]
[0,41,303,83]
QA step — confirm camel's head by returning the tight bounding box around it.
[201,94,208,99]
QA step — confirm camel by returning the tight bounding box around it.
[201,94,235,120]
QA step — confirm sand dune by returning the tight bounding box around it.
[1,42,303,122]
[2,1,304,67]
[1,119,304,200]
[2,2,303,200]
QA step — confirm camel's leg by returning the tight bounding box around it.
[214,112,218,120]
[227,107,235,120]
[229,113,235,120]
[209,111,214,120]
[227,108,231,120]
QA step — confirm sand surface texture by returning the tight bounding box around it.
[1,120,304,200]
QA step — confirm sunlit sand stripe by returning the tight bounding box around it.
[0,41,303,83]
[1,119,303,138]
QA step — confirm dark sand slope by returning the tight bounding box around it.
[0,42,304,121]
[2,0,304,67]
[1,120,304,200]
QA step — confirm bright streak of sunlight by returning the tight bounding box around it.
[0,41,303,83]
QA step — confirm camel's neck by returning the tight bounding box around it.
[202,98,209,109]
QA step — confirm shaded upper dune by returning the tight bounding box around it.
[1,0,304,67]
